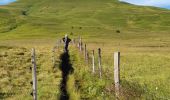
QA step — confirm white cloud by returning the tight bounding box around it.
[119,0,170,8]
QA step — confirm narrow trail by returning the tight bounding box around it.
[59,51,74,100]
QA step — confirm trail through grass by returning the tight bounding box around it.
[0,0,170,99]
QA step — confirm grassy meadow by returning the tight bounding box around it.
[0,0,170,99]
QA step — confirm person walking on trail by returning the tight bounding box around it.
[63,34,71,52]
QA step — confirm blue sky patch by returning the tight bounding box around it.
[0,0,16,5]
[120,0,170,9]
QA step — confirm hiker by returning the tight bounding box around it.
[62,34,71,52]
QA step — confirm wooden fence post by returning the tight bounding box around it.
[98,48,102,78]
[31,48,37,100]
[79,37,82,52]
[87,52,89,64]
[52,48,55,66]
[64,35,68,52]
[84,44,87,63]
[92,50,95,74]
[77,37,80,48]
[114,52,120,99]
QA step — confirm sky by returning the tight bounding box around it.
[0,0,16,5]
[119,0,170,9]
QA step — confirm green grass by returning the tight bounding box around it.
[0,0,170,99]
[69,45,170,99]
[0,45,63,100]
[1,0,170,40]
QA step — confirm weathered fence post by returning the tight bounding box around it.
[77,37,80,48]
[87,52,89,64]
[92,50,95,74]
[98,48,102,78]
[31,48,37,100]
[52,48,55,66]
[114,52,120,99]
[84,44,87,63]
[79,37,83,52]
[64,35,68,52]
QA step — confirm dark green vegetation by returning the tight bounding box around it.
[0,0,170,99]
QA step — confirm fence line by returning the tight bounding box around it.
[98,48,102,78]
[84,44,87,62]
[31,48,37,100]
[92,50,95,74]
[53,36,121,99]
[87,52,89,65]
[28,35,166,100]
[79,37,83,52]
[52,48,55,67]
[73,36,121,99]
[114,52,120,99]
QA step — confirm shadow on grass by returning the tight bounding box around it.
[0,92,13,99]
[59,51,74,100]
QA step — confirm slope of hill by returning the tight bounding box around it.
[0,0,170,40]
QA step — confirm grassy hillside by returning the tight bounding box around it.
[1,0,170,40]
[0,0,170,99]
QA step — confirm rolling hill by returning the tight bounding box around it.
[1,0,170,40]
[0,0,170,99]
